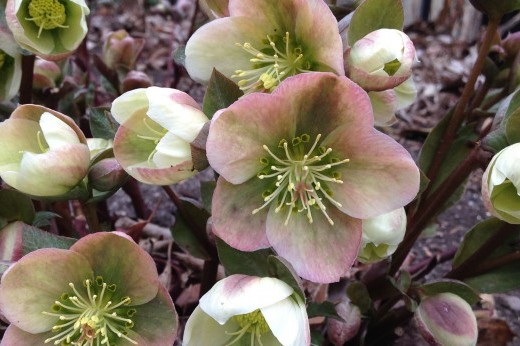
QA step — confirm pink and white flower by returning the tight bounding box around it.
[206,73,420,283]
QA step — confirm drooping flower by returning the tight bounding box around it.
[0,232,178,345]
[415,293,478,346]
[358,207,407,263]
[368,77,417,126]
[0,104,90,197]
[5,0,90,60]
[112,87,209,185]
[481,142,520,224]
[206,72,420,283]
[185,0,344,94]
[346,28,416,92]
[0,28,22,101]
[183,274,310,346]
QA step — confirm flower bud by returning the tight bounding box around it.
[0,105,90,197]
[482,143,520,224]
[327,300,362,345]
[369,77,417,126]
[120,70,153,93]
[415,293,478,346]
[6,0,90,60]
[88,158,128,192]
[102,30,145,70]
[33,58,61,90]
[358,207,406,263]
[0,29,22,101]
[346,29,416,92]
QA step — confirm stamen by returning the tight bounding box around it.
[25,0,69,38]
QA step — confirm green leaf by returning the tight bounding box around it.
[173,45,186,67]
[200,181,216,214]
[202,69,243,118]
[0,221,76,276]
[505,107,520,144]
[0,190,35,226]
[453,218,520,293]
[347,282,373,314]
[469,0,520,18]
[32,211,61,228]
[347,0,404,46]
[216,237,273,277]
[170,198,211,260]
[419,279,480,305]
[267,256,304,300]
[89,107,118,140]
[307,301,342,320]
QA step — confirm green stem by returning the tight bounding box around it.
[19,54,35,104]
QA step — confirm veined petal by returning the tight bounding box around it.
[323,129,420,219]
[182,306,240,346]
[211,178,271,251]
[200,275,294,324]
[207,92,294,184]
[266,205,361,283]
[0,118,41,167]
[39,112,81,148]
[261,294,310,346]
[1,325,53,345]
[0,248,93,334]
[70,233,159,305]
[153,132,192,168]
[229,0,296,31]
[111,88,149,124]
[185,17,266,83]
[58,0,89,51]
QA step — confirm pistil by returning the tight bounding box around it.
[253,134,349,225]
[225,309,270,346]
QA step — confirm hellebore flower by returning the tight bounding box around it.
[206,73,420,283]
[368,77,417,126]
[482,142,520,224]
[183,274,310,346]
[0,232,178,345]
[33,57,61,90]
[0,29,22,101]
[6,0,90,60]
[102,30,145,70]
[358,207,407,263]
[185,0,344,94]
[346,28,416,92]
[112,87,209,185]
[415,293,478,346]
[0,104,90,197]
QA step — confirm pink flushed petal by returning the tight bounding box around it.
[347,64,410,92]
[0,325,50,345]
[200,275,294,324]
[294,0,344,75]
[131,161,196,185]
[206,92,295,184]
[211,178,270,251]
[266,206,362,283]
[229,0,297,30]
[323,128,420,219]
[70,233,159,305]
[0,248,93,334]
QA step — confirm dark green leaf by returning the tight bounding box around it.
[348,0,404,46]
[505,107,520,144]
[347,282,372,314]
[89,107,118,140]
[173,45,186,67]
[307,301,342,320]
[470,0,520,18]
[419,279,480,305]
[0,190,35,226]
[267,256,304,300]
[171,198,211,260]
[216,237,273,277]
[32,211,61,228]
[200,181,216,214]
[202,69,243,118]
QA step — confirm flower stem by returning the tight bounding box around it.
[82,202,100,234]
[19,54,35,104]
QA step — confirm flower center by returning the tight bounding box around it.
[225,309,270,346]
[232,31,312,94]
[25,0,69,38]
[136,117,168,164]
[253,134,349,226]
[42,277,137,345]
[0,50,5,70]
[383,58,401,76]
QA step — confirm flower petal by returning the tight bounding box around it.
[207,92,294,184]
[0,325,51,345]
[323,128,420,219]
[200,275,294,324]
[58,0,89,51]
[70,233,159,305]
[182,306,240,346]
[111,88,149,125]
[266,205,362,283]
[261,294,310,345]
[0,248,93,333]
[153,131,192,168]
[211,178,271,251]
[185,17,266,83]
[39,112,81,148]
[130,284,178,346]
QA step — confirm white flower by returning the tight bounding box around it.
[183,275,310,346]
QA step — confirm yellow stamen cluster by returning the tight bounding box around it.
[226,309,270,346]
[26,0,68,38]
[232,31,312,94]
[253,134,349,225]
[0,50,6,70]
[42,277,137,346]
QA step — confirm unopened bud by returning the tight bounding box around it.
[102,30,145,70]
[327,300,361,345]
[415,293,478,346]
[88,158,128,192]
[33,58,61,90]
[120,71,153,93]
